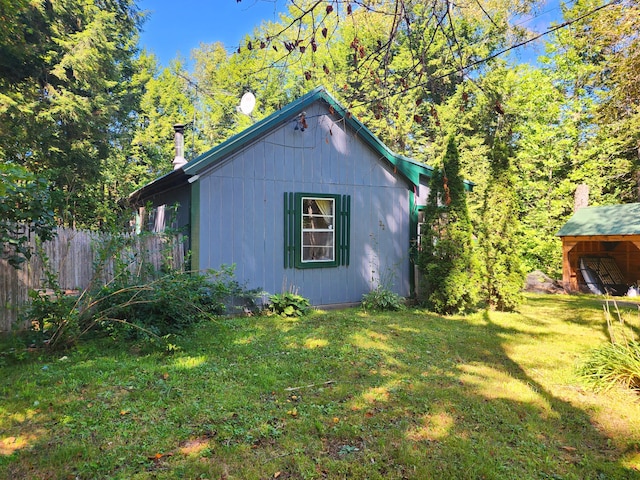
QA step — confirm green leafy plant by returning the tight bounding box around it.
[21,241,84,348]
[363,231,405,312]
[267,292,311,317]
[0,164,55,268]
[91,271,218,340]
[361,287,405,312]
[89,264,260,341]
[24,290,81,346]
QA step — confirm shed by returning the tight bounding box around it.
[129,86,471,307]
[556,203,640,294]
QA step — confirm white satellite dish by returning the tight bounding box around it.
[239,92,256,115]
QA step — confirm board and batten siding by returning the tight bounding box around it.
[195,102,413,306]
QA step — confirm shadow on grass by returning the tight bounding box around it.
[248,306,639,479]
[1,303,639,479]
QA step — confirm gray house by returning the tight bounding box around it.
[130,86,458,307]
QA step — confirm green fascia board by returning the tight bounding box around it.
[315,90,426,188]
[131,86,473,201]
[182,87,327,176]
[183,86,444,190]
[556,203,640,237]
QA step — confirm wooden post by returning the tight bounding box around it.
[562,240,578,292]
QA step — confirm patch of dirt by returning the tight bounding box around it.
[179,436,211,455]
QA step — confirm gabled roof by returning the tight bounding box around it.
[184,86,433,185]
[130,86,472,204]
[557,203,640,237]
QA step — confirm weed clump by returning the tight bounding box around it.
[578,342,640,391]
[578,298,640,391]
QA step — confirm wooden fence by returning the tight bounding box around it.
[1,227,186,332]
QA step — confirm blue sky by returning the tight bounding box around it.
[138,0,564,69]
[138,0,288,67]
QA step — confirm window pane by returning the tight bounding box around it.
[302,247,334,261]
[302,231,334,247]
[302,199,334,229]
[303,215,333,229]
[301,197,335,263]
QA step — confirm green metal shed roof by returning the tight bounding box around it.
[556,203,640,237]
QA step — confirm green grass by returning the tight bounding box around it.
[1,293,640,479]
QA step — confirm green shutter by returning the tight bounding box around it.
[409,190,417,296]
[284,192,295,268]
[341,194,350,266]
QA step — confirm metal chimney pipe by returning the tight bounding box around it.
[172,123,187,170]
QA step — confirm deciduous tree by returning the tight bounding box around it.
[0,163,55,268]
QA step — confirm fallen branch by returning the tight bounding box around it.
[284,380,335,391]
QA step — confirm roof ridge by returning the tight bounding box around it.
[181,85,436,188]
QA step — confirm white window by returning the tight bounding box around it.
[301,197,335,262]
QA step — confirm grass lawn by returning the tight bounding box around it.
[1,293,640,479]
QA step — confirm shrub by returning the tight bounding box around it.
[417,136,479,314]
[23,237,260,348]
[21,243,83,348]
[477,140,524,312]
[267,292,311,317]
[23,289,81,347]
[91,266,259,340]
[91,271,217,340]
[361,287,405,312]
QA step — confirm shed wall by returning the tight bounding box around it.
[196,102,413,306]
[562,235,640,292]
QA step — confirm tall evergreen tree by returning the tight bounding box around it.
[130,57,201,183]
[418,136,478,314]
[0,0,143,228]
[478,140,524,311]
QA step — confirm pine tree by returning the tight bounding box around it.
[418,136,479,314]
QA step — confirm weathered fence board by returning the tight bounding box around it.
[1,228,185,331]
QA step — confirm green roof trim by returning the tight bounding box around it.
[556,203,640,237]
[183,86,472,190]
[130,86,473,203]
